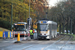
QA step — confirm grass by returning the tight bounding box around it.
[70,34,75,41]
[61,33,75,41]
[0,27,10,31]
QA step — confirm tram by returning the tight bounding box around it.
[37,19,57,39]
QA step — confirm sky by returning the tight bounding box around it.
[48,0,60,6]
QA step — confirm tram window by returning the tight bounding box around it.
[49,24,52,30]
[14,25,25,31]
[52,24,54,30]
[47,24,49,29]
[54,25,55,30]
[40,24,48,31]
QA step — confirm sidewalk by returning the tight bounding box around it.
[0,37,27,43]
[0,38,16,43]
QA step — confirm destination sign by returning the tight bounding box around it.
[41,21,46,23]
[15,24,24,25]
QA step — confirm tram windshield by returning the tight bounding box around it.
[39,24,48,31]
[14,25,25,31]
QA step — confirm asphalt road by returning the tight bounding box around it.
[0,35,75,50]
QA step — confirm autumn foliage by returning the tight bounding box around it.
[0,0,47,29]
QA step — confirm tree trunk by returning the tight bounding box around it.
[62,23,64,33]
[73,21,75,34]
[66,24,68,34]
[66,17,68,34]
[70,18,72,34]
[59,24,61,34]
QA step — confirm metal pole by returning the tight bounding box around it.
[27,0,31,40]
[11,3,13,31]
[29,0,30,18]
[29,0,30,29]
[46,13,47,18]
[23,24,26,40]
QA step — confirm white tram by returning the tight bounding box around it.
[37,19,57,39]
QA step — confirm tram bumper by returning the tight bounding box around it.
[38,35,47,39]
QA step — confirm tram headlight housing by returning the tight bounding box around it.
[44,34,46,35]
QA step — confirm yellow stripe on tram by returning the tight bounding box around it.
[46,30,49,33]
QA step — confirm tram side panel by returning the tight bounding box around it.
[55,25,57,37]
[53,24,57,38]
[51,24,54,38]
[54,24,57,38]
[48,24,52,39]
[45,23,56,39]
[46,24,50,39]
[52,23,57,38]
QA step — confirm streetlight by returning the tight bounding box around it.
[43,0,49,19]
[46,3,49,19]
[27,0,32,40]
[29,0,30,18]
[11,3,13,31]
[28,0,32,29]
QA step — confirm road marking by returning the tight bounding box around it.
[22,45,33,50]
[1,40,17,43]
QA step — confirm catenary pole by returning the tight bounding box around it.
[11,3,13,31]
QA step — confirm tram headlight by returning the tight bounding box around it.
[40,34,42,35]
[44,34,46,35]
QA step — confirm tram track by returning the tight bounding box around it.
[41,35,72,50]
[22,34,66,50]
[41,34,66,50]
[59,35,72,50]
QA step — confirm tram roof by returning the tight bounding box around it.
[14,22,27,24]
[39,18,50,20]
[38,20,57,25]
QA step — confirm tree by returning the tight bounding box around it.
[48,0,75,34]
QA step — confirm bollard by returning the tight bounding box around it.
[17,33,20,41]
[15,33,21,43]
